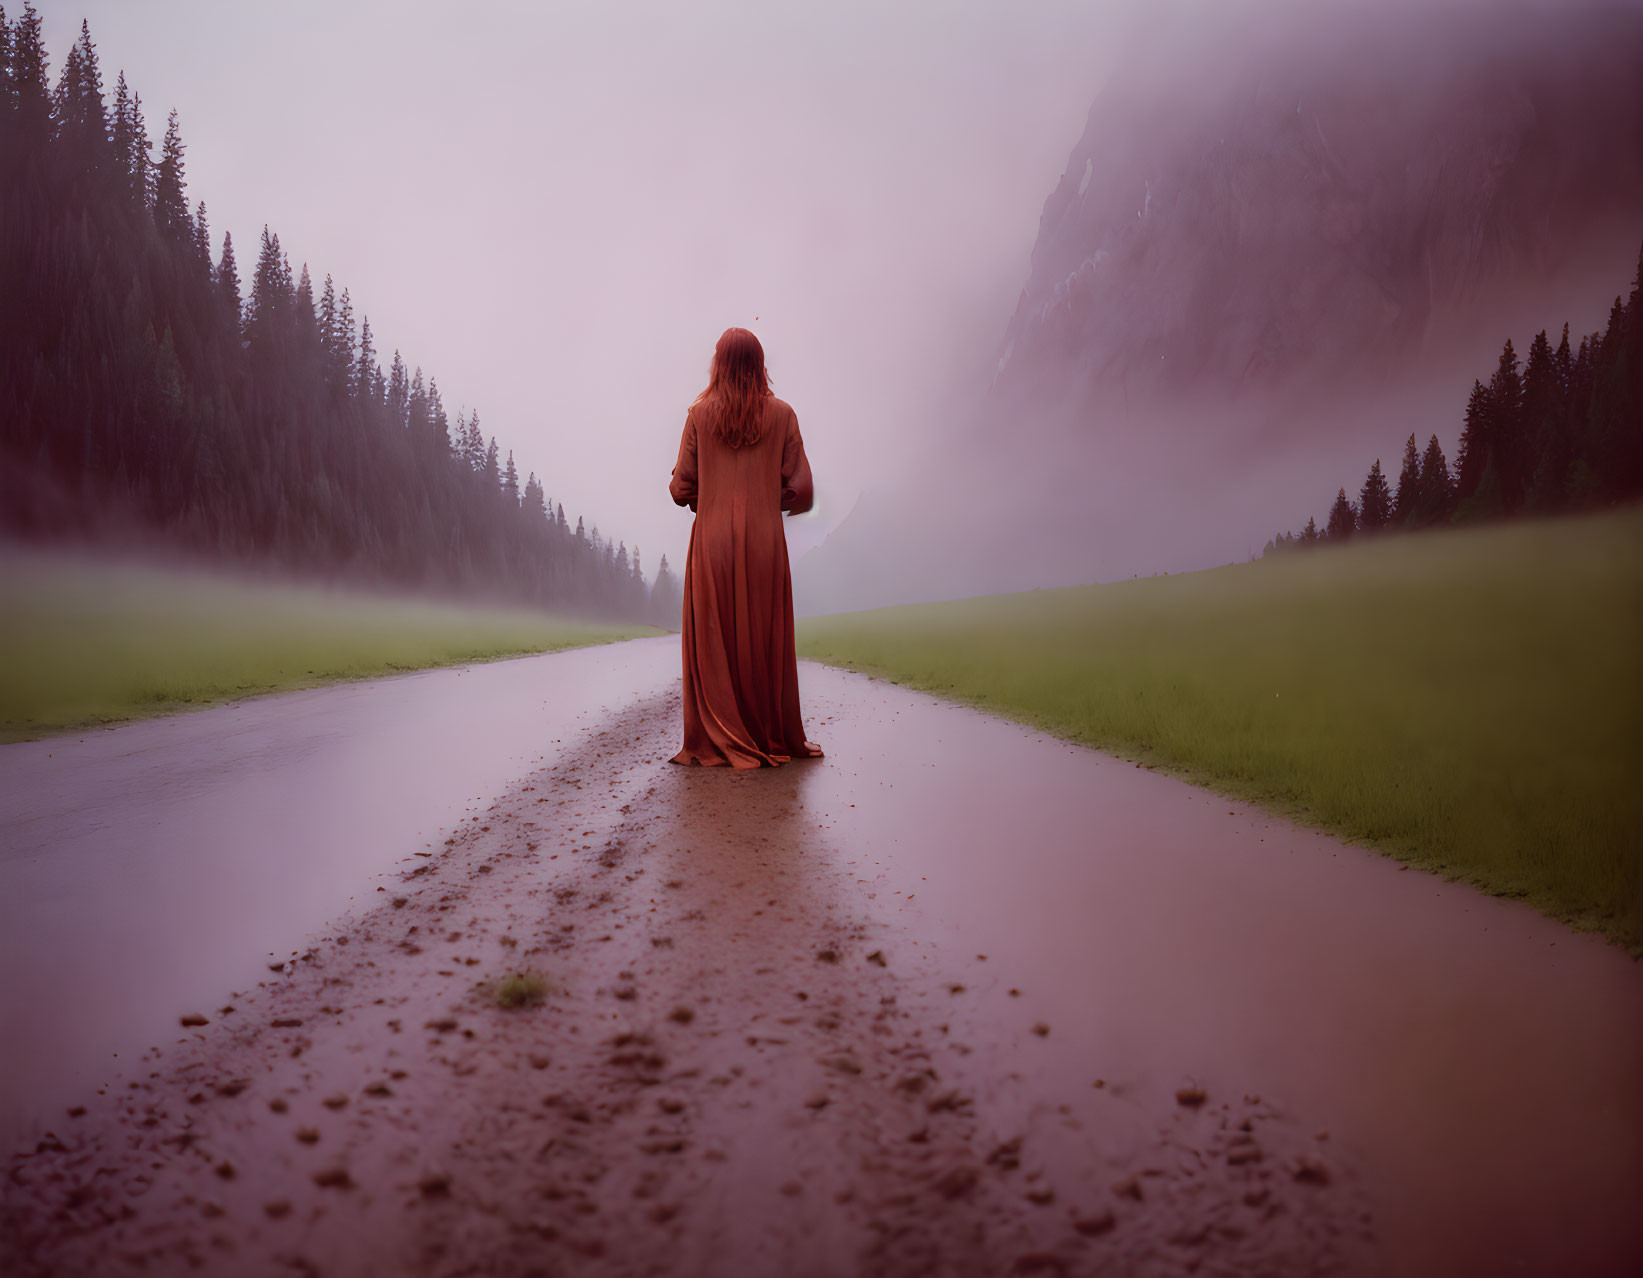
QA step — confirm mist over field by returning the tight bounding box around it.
[10,0,1641,617]
[796,0,1643,612]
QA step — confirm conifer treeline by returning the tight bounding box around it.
[1264,247,1643,554]
[0,7,680,624]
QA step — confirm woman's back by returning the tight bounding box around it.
[668,329,820,769]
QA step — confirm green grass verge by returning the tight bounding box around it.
[0,550,663,743]
[798,506,1643,951]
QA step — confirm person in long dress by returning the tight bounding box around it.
[668,327,824,768]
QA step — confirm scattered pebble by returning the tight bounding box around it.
[1073,1208,1116,1236]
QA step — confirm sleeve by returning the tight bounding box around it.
[669,410,698,512]
[780,406,814,515]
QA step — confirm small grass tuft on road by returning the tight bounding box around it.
[0,549,663,743]
[798,505,1643,951]
[487,970,555,1009]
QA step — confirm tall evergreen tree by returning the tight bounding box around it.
[0,10,12,114]
[523,472,545,519]
[426,377,449,454]
[1357,458,1391,532]
[332,287,355,390]
[1325,487,1356,541]
[1417,434,1454,526]
[9,2,51,139]
[501,450,519,504]
[109,67,134,192]
[316,273,336,361]
[1486,337,1526,510]
[216,230,241,328]
[1455,379,1493,501]
[387,351,408,427]
[355,315,377,401]
[54,19,109,181]
[151,107,190,243]
[1518,328,1560,511]
[192,200,212,276]
[126,89,151,205]
[406,366,428,440]
[1393,432,1421,527]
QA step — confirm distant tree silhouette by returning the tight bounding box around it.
[501,450,519,505]
[1455,379,1494,503]
[1325,488,1356,541]
[1393,433,1421,527]
[651,553,681,624]
[1357,459,1391,532]
[1416,434,1455,527]
[0,14,654,621]
[1261,244,1640,558]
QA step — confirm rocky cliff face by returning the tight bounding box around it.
[995,2,1643,406]
[795,1,1643,615]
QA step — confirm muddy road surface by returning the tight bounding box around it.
[3,643,1639,1277]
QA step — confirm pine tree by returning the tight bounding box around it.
[8,1,50,138]
[317,274,336,363]
[387,352,409,427]
[55,20,109,180]
[1417,434,1454,526]
[483,436,499,488]
[152,107,190,243]
[246,226,288,334]
[355,316,377,401]
[1455,379,1493,501]
[126,89,151,205]
[1325,487,1356,541]
[1518,329,1560,512]
[501,450,519,504]
[1356,459,1390,532]
[1299,518,1319,546]
[1392,433,1421,527]
[0,9,12,112]
[215,230,241,328]
[333,288,355,390]
[294,262,315,336]
[406,367,428,440]
[192,200,211,277]
[110,68,135,194]
[426,377,449,453]
[1486,337,1526,510]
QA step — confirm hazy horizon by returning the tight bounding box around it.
[36,0,1128,582]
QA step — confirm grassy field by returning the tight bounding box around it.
[798,505,1643,951]
[0,550,663,743]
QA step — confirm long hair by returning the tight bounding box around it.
[693,327,772,449]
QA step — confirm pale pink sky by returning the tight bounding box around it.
[39,0,1122,579]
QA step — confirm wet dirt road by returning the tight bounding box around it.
[0,639,676,1149]
[3,640,1640,1276]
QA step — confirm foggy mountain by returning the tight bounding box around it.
[795,0,1643,615]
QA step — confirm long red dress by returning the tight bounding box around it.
[668,395,824,768]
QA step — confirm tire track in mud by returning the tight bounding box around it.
[2,685,1374,1277]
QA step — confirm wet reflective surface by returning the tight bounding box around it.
[0,639,680,1146]
[2,644,1638,1275]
